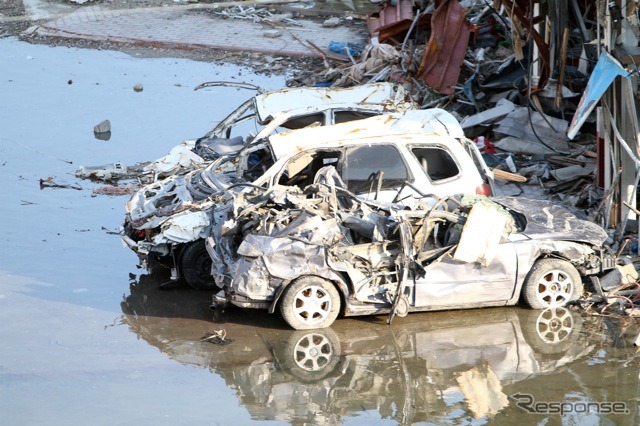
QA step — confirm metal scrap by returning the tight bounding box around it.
[417,0,470,95]
[39,177,82,191]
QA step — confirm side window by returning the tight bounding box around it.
[341,145,408,194]
[411,146,460,181]
[277,113,325,131]
[277,150,341,188]
[333,110,377,124]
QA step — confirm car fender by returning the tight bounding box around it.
[268,274,349,314]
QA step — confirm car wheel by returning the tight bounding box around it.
[274,328,342,382]
[180,240,218,291]
[521,307,583,356]
[522,258,583,309]
[280,276,340,330]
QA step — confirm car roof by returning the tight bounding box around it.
[253,83,406,122]
[267,108,466,159]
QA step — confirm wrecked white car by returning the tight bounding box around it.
[122,109,495,290]
[143,82,413,180]
[209,181,616,330]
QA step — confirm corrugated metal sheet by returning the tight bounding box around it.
[417,0,470,95]
[367,0,415,42]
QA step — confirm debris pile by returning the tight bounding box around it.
[284,0,608,228]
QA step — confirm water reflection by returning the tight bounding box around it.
[121,273,640,424]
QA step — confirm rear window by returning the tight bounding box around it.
[411,146,460,182]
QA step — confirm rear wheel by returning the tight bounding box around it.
[522,258,583,309]
[280,276,340,330]
[180,240,218,291]
[274,329,342,382]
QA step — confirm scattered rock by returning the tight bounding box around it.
[94,119,111,134]
[133,83,143,92]
[22,26,38,36]
[263,30,282,39]
[323,17,341,28]
[68,80,73,85]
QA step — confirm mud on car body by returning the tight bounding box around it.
[122,109,495,290]
[209,180,616,330]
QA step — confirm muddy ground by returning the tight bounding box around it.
[1,0,364,75]
[1,3,640,424]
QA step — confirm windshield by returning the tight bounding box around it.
[200,99,261,141]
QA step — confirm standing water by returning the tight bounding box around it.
[0,37,639,425]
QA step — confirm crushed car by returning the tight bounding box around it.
[143,82,414,180]
[208,176,617,329]
[122,109,495,290]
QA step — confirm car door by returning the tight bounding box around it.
[413,242,518,308]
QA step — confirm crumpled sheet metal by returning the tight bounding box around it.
[567,50,630,139]
[231,234,342,300]
[126,177,194,226]
[144,140,204,176]
[494,107,570,153]
[417,0,470,95]
[154,210,211,244]
[494,197,608,246]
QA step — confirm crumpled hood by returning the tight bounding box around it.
[125,164,240,225]
[494,197,608,246]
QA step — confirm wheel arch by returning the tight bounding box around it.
[268,273,349,315]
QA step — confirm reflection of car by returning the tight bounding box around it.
[122,109,495,290]
[212,185,616,329]
[120,278,595,424]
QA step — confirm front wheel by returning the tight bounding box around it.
[180,240,218,291]
[522,258,583,309]
[280,276,340,330]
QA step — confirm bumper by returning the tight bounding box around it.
[121,234,175,272]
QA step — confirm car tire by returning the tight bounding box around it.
[274,328,342,382]
[521,307,583,357]
[180,240,218,291]
[280,276,340,330]
[522,258,583,309]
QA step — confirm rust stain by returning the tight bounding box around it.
[417,0,470,95]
